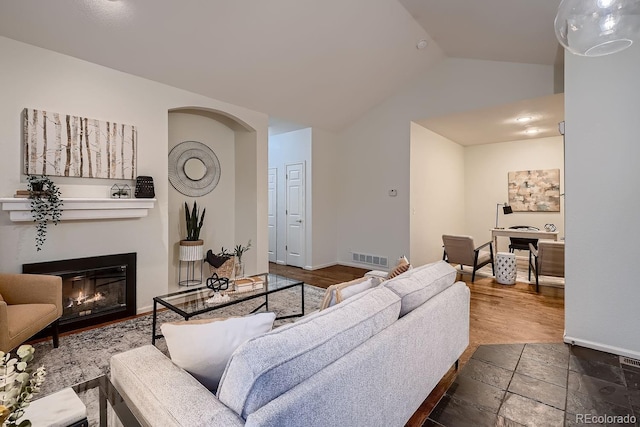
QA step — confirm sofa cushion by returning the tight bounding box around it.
[161,312,276,392]
[319,276,381,310]
[384,261,457,317]
[217,286,401,418]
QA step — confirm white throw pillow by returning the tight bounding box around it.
[161,312,276,391]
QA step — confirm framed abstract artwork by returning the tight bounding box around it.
[23,108,137,179]
[508,169,560,212]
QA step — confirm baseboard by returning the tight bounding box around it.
[563,335,640,360]
[137,304,153,315]
[338,261,386,271]
[304,262,337,271]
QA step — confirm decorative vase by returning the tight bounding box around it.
[179,240,204,261]
[235,260,245,278]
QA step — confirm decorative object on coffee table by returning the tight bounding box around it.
[26,175,63,251]
[205,250,235,292]
[179,201,206,286]
[233,240,252,278]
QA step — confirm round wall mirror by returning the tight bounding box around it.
[184,157,207,181]
[168,141,221,196]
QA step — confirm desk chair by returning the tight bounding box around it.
[509,225,539,254]
[528,241,565,292]
[442,234,494,283]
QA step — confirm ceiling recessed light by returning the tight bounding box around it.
[416,39,429,50]
[524,128,539,135]
[516,116,533,122]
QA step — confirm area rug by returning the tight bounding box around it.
[28,284,324,425]
[473,259,565,288]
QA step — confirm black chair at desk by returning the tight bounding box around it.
[508,225,539,254]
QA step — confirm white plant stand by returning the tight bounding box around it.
[179,241,204,287]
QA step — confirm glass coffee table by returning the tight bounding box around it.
[152,273,304,344]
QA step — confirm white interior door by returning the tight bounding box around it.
[286,162,305,267]
[268,168,277,263]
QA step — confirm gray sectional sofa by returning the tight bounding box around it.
[110,261,470,427]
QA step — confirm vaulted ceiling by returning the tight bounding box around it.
[0,0,563,141]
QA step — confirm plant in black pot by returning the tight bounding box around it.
[179,201,206,262]
[27,175,63,251]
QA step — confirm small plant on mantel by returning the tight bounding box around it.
[27,175,63,251]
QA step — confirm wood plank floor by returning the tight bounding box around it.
[269,263,564,427]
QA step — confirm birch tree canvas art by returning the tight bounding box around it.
[508,169,560,212]
[23,108,137,179]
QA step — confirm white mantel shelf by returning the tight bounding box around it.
[0,198,157,221]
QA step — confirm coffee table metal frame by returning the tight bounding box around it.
[152,273,305,344]
[72,375,141,427]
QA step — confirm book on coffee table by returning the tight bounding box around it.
[234,277,265,293]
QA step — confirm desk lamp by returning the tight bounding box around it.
[495,202,513,229]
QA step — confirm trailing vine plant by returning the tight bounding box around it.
[27,175,63,251]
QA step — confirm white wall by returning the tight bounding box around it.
[268,128,312,266]
[465,136,565,253]
[337,58,555,268]
[310,128,338,269]
[409,124,465,266]
[0,37,268,312]
[167,111,236,289]
[564,46,640,358]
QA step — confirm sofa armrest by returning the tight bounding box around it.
[0,274,62,311]
[111,345,244,427]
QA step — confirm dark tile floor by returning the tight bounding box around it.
[424,343,640,427]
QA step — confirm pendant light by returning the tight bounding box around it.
[554,0,640,56]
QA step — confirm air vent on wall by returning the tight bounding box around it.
[620,356,640,368]
[352,252,388,268]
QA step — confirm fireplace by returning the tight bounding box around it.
[23,253,136,332]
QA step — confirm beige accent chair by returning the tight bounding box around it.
[442,234,494,283]
[0,273,63,352]
[528,241,565,292]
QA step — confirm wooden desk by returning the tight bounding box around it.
[491,228,559,253]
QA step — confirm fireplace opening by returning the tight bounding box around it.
[23,253,136,332]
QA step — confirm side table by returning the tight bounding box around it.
[21,387,88,427]
[495,252,517,285]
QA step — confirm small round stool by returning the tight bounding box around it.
[495,252,517,285]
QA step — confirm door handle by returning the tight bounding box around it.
[296,219,303,223]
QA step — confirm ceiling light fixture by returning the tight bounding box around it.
[524,128,540,135]
[516,116,533,123]
[416,39,429,50]
[554,0,640,56]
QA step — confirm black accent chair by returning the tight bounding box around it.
[508,225,539,254]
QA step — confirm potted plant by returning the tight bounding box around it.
[179,201,206,262]
[27,175,63,251]
[0,344,47,427]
